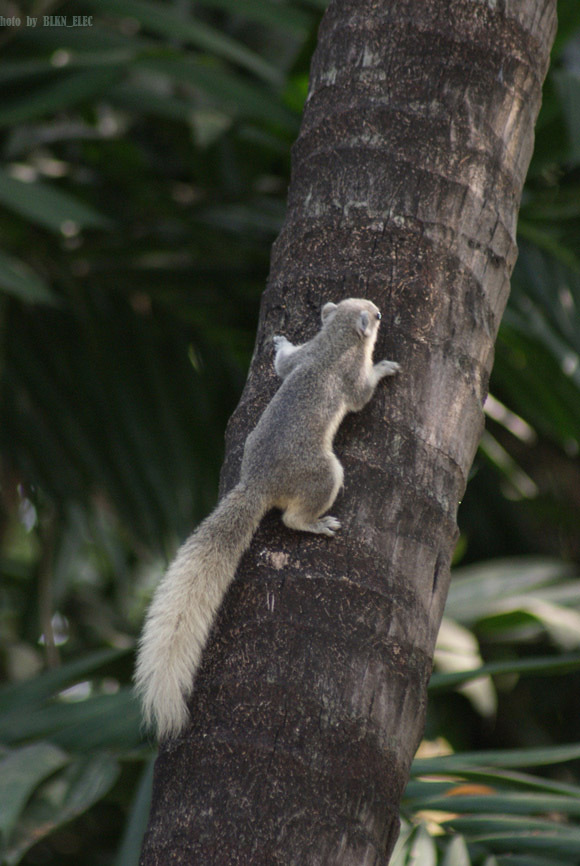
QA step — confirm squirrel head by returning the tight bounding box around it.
[321,298,382,344]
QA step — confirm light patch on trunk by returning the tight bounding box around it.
[264,550,290,570]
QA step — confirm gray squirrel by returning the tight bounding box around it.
[135,298,400,739]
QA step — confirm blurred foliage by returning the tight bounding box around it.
[0,0,579,863]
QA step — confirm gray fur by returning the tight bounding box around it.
[134,298,400,739]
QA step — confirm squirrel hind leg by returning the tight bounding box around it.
[281,457,344,537]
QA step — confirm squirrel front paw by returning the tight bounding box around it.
[376,360,401,377]
[273,335,289,352]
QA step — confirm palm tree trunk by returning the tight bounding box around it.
[140,0,556,863]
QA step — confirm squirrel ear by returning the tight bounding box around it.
[321,302,337,324]
[356,311,371,338]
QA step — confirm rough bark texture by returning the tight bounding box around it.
[140,1,556,864]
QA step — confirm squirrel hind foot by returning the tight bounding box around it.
[283,510,341,536]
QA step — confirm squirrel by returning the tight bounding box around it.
[134,298,400,739]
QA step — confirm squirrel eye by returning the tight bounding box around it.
[376,311,381,320]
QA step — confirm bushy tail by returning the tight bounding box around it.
[134,483,267,740]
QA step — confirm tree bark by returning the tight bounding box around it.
[140,1,556,864]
